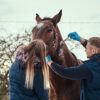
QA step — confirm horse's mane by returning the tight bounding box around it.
[43,17,51,20]
[43,17,57,26]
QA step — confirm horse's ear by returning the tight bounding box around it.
[36,13,42,23]
[52,10,62,26]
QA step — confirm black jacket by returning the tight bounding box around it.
[50,39,100,100]
[9,60,48,100]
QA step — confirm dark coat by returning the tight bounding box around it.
[50,54,100,100]
[81,54,100,100]
[9,60,48,100]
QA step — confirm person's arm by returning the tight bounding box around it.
[47,60,92,81]
[68,32,88,48]
[51,62,92,81]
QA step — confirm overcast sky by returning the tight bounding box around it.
[0,0,100,60]
[0,0,100,38]
[0,0,100,39]
[0,0,100,22]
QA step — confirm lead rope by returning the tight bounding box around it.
[60,37,69,46]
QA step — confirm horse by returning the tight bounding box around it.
[32,10,80,100]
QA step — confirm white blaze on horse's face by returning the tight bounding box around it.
[37,22,44,29]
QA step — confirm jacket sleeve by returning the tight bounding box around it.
[51,62,92,81]
[82,39,88,48]
[33,64,48,100]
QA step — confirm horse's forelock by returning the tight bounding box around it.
[36,22,44,29]
[36,18,52,29]
[43,17,51,21]
[43,17,56,26]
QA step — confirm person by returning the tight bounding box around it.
[9,39,49,100]
[46,32,100,100]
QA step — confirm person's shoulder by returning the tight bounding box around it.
[83,59,98,69]
[82,60,92,67]
[10,60,24,71]
[13,60,22,65]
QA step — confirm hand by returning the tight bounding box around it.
[68,32,81,41]
[45,56,51,63]
[45,56,53,66]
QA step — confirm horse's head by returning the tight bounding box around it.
[32,10,63,56]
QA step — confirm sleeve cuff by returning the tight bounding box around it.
[82,39,88,48]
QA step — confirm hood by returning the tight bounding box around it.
[15,47,41,65]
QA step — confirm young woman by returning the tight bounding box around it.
[9,39,49,100]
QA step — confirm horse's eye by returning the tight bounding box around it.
[47,29,52,33]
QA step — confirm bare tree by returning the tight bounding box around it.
[0,30,31,94]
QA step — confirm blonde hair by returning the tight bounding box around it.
[22,39,49,89]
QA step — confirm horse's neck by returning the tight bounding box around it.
[56,26,63,41]
[53,39,78,67]
[63,44,78,66]
[51,26,78,67]
[56,44,78,67]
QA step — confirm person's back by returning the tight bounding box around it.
[82,53,100,100]
[9,40,49,100]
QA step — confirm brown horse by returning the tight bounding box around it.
[32,10,80,100]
